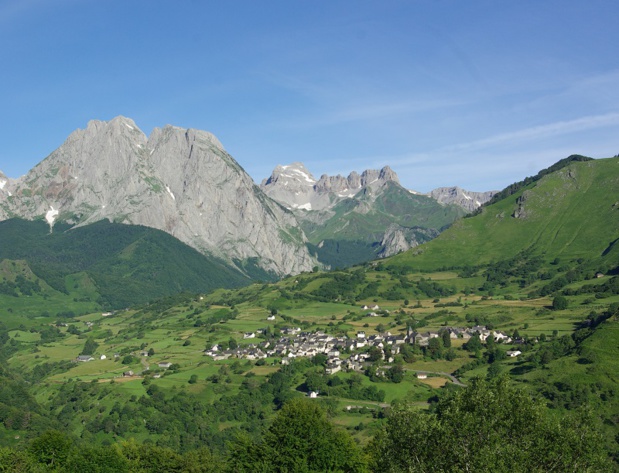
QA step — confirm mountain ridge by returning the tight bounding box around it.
[387,156,619,273]
[0,116,316,277]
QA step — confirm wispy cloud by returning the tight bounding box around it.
[266,97,468,130]
[445,112,619,152]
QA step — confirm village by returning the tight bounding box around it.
[72,308,522,382]
[203,316,521,375]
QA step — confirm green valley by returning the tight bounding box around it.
[0,155,618,471]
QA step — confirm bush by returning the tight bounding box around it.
[552,295,568,311]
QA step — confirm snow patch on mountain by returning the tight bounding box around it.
[45,206,59,232]
[429,187,496,212]
[166,185,175,201]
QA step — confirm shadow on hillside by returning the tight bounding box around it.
[510,362,535,376]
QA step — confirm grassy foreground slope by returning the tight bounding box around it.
[388,156,619,272]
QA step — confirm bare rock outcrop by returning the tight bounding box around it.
[3,117,316,276]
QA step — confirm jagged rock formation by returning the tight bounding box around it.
[262,163,465,267]
[262,164,495,214]
[0,117,316,277]
[429,186,496,212]
[378,224,440,258]
[261,162,399,212]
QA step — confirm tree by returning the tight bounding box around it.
[426,337,443,360]
[64,445,129,473]
[552,295,569,310]
[0,447,43,472]
[305,371,327,393]
[228,398,368,472]
[81,337,99,356]
[367,346,383,362]
[441,329,452,348]
[464,334,483,352]
[369,377,609,472]
[29,430,73,468]
[486,361,503,380]
[387,363,404,383]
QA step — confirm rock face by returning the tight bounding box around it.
[0,171,12,220]
[261,163,400,212]
[429,187,496,212]
[261,163,465,268]
[262,164,494,214]
[1,117,316,277]
[378,224,439,258]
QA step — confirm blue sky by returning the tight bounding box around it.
[0,0,617,192]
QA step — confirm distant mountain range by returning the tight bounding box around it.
[0,117,616,318]
[260,162,495,266]
[0,116,497,278]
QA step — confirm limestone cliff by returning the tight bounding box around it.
[3,117,316,277]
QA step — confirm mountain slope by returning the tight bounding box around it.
[0,218,251,308]
[262,164,466,267]
[387,156,619,272]
[0,117,316,277]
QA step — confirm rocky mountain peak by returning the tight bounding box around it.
[428,186,496,212]
[261,162,316,188]
[261,163,402,212]
[1,117,316,277]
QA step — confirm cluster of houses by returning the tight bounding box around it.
[204,324,519,372]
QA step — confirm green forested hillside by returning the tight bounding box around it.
[388,156,619,273]
[302,182,464,267]
[0,219,250,309]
